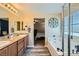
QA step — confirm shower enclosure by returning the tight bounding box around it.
[62,3,79,56]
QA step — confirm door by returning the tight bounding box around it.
[63,3,79,56]
[70,4,79,56]
[63,3,71,56]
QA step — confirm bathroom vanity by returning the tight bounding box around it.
[0,34,28,56]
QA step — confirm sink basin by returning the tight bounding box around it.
[0,41,11,48]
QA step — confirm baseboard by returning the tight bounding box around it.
[27,45,34,48]
[45,39,58,56]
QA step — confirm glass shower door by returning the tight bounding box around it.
[70,4,79,56]
[63,3,79,56]
[63,3,72,56]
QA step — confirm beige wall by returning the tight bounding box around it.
[0,5,34,47]
[45,13,62,52]
[0,4,63,48]
[64,3,79,16]
[0,6,16,34]
[21,13,63,47]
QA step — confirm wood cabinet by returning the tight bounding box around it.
[0,42,17,56]
[18,37,25,56]
[8,42,18,56]
[0,48,8,56]
[0,35,28,56]
[17,35,28,56]
[24,36,28,49]
[18,48,24,56]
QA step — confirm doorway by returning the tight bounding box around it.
[34,18,45,47]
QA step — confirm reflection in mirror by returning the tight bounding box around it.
[17,21,20,31]
[22,21,23,30]
[0,18,9,37]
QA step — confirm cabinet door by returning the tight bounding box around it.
[18,38,24,56]
[24,36,28,48]
[18,41,24,52]
[0,48,8,56]
[8,42,18,56]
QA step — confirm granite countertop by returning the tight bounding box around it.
[0,34,28,50]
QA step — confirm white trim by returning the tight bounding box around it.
[45,38,63,56]
[27,45,34,48]
[64,32,79,37]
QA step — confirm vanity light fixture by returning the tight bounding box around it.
[10,6,13,10]
[5,4,10,8]
[1,3,18,14]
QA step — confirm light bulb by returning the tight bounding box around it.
[10,7,13,10]
[7,4,10,8]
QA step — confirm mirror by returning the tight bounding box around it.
[0,18,9,37]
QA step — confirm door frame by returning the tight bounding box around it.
[34,18,45,46]
[62,3,71,56]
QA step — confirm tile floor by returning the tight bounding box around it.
[23,47,51,56]
[23,38,51,56]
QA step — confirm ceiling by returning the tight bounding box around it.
[12,3,64,14]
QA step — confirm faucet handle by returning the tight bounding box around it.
[57,48,60,51]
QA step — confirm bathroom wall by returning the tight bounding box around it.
[29,13,62,49]
[0,5,62,48]
[23,13,62,47]
[0,6,17,35]
[0,5,34,47]
[45,13,62,51]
